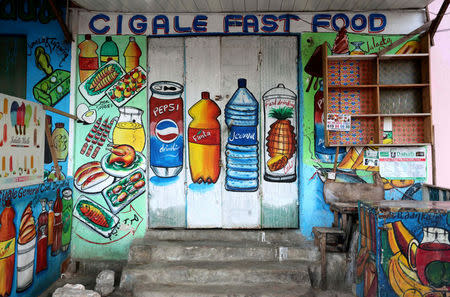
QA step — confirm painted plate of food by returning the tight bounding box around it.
[74,161,115,193]
[102,169,146,214]
[106,66,147,107]
[101,144,146,178]
[74,196,119,238]
[78,60,125,105]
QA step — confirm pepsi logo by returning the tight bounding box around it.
[155,119,179,143]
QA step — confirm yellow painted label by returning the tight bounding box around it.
[0,238,15,259]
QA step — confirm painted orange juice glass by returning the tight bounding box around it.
[109,107,145,152]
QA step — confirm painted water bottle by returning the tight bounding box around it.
[124,37,141,72]
[188,92,221,184]
[0,200,15,296]
[78,34,98,83]
[36,199,48,274]
[100,36,119,66]
[225,78,259,192]
[61,188,73,252]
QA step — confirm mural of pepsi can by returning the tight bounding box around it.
[149,81,184,178]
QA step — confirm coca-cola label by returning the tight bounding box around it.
[78,57,99,70]
[228,126,257,146]
[188,128,220,145]
[0,238,15,259]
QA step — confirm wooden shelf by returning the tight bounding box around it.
[327,55,377,60]
[329,85,378,89]
[347,113,431,117]
[379,53,429,60]
[322,34,432,147]
[379,84,429,88]
[328,143,432,147]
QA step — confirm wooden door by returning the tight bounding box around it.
[148,36,299,229]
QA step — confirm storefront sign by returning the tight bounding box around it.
[75,10,425,36]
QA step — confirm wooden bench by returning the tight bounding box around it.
[312,227,345,290]
[329,201,359,251]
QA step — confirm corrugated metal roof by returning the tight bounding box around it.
[71,0,434,13]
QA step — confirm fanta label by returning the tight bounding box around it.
[188,128,220,145]
[0,238,15,259]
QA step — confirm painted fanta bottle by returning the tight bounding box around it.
[0,200,15,296]
[78,34,99,83]
[100,36,119,66]
[188,92,221,184]
[224,78,259,192]
[123,37,141,72]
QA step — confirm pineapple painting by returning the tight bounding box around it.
[263,84,297,183]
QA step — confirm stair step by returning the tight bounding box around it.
[120,261,313,290]
[145,229,307,244]
[132,283,314,297]
[128,240,319,264]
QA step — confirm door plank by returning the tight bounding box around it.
[148,37,186,228]
[185,37,223,228]
[260,36,299,228]
[220,36,262,228]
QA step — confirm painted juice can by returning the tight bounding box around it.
[149,81,184,178]
[263,84,297,183]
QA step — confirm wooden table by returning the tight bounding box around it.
[329,202,358,251]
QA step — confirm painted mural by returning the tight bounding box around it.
[72,34,147,260]
[357,202,450,297]
[149,81,184,179]
[263,84,297,183]
[0,0,71,181]
[188,91,221,184]
[0,179,73,297]
[0,94,45,190]
[224,78,260,192]
[300,31,426,237]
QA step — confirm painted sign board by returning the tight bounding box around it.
[0,93,45,190]
[74,10,426,36]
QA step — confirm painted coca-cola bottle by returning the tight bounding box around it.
[52,189,62,256]
[36,199,48,274]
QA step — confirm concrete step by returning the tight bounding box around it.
[128,239,320,264]
[132,283,314,297]
[145,229,307,245]
[120,261,313,290]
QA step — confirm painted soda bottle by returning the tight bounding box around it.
[100,36,119,66]
[225,78,259,192]
[78,34,99,83]
[52,189,62,256]
[0,200,15,297]
[47,200,54,247]
[36,199,48,274]
[188,92,221,183]
[61,188,73,252]
[124,37,141,72]
[314,82,345,163]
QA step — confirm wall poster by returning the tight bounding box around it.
[72,34,147,260]
[0,93,44,190]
